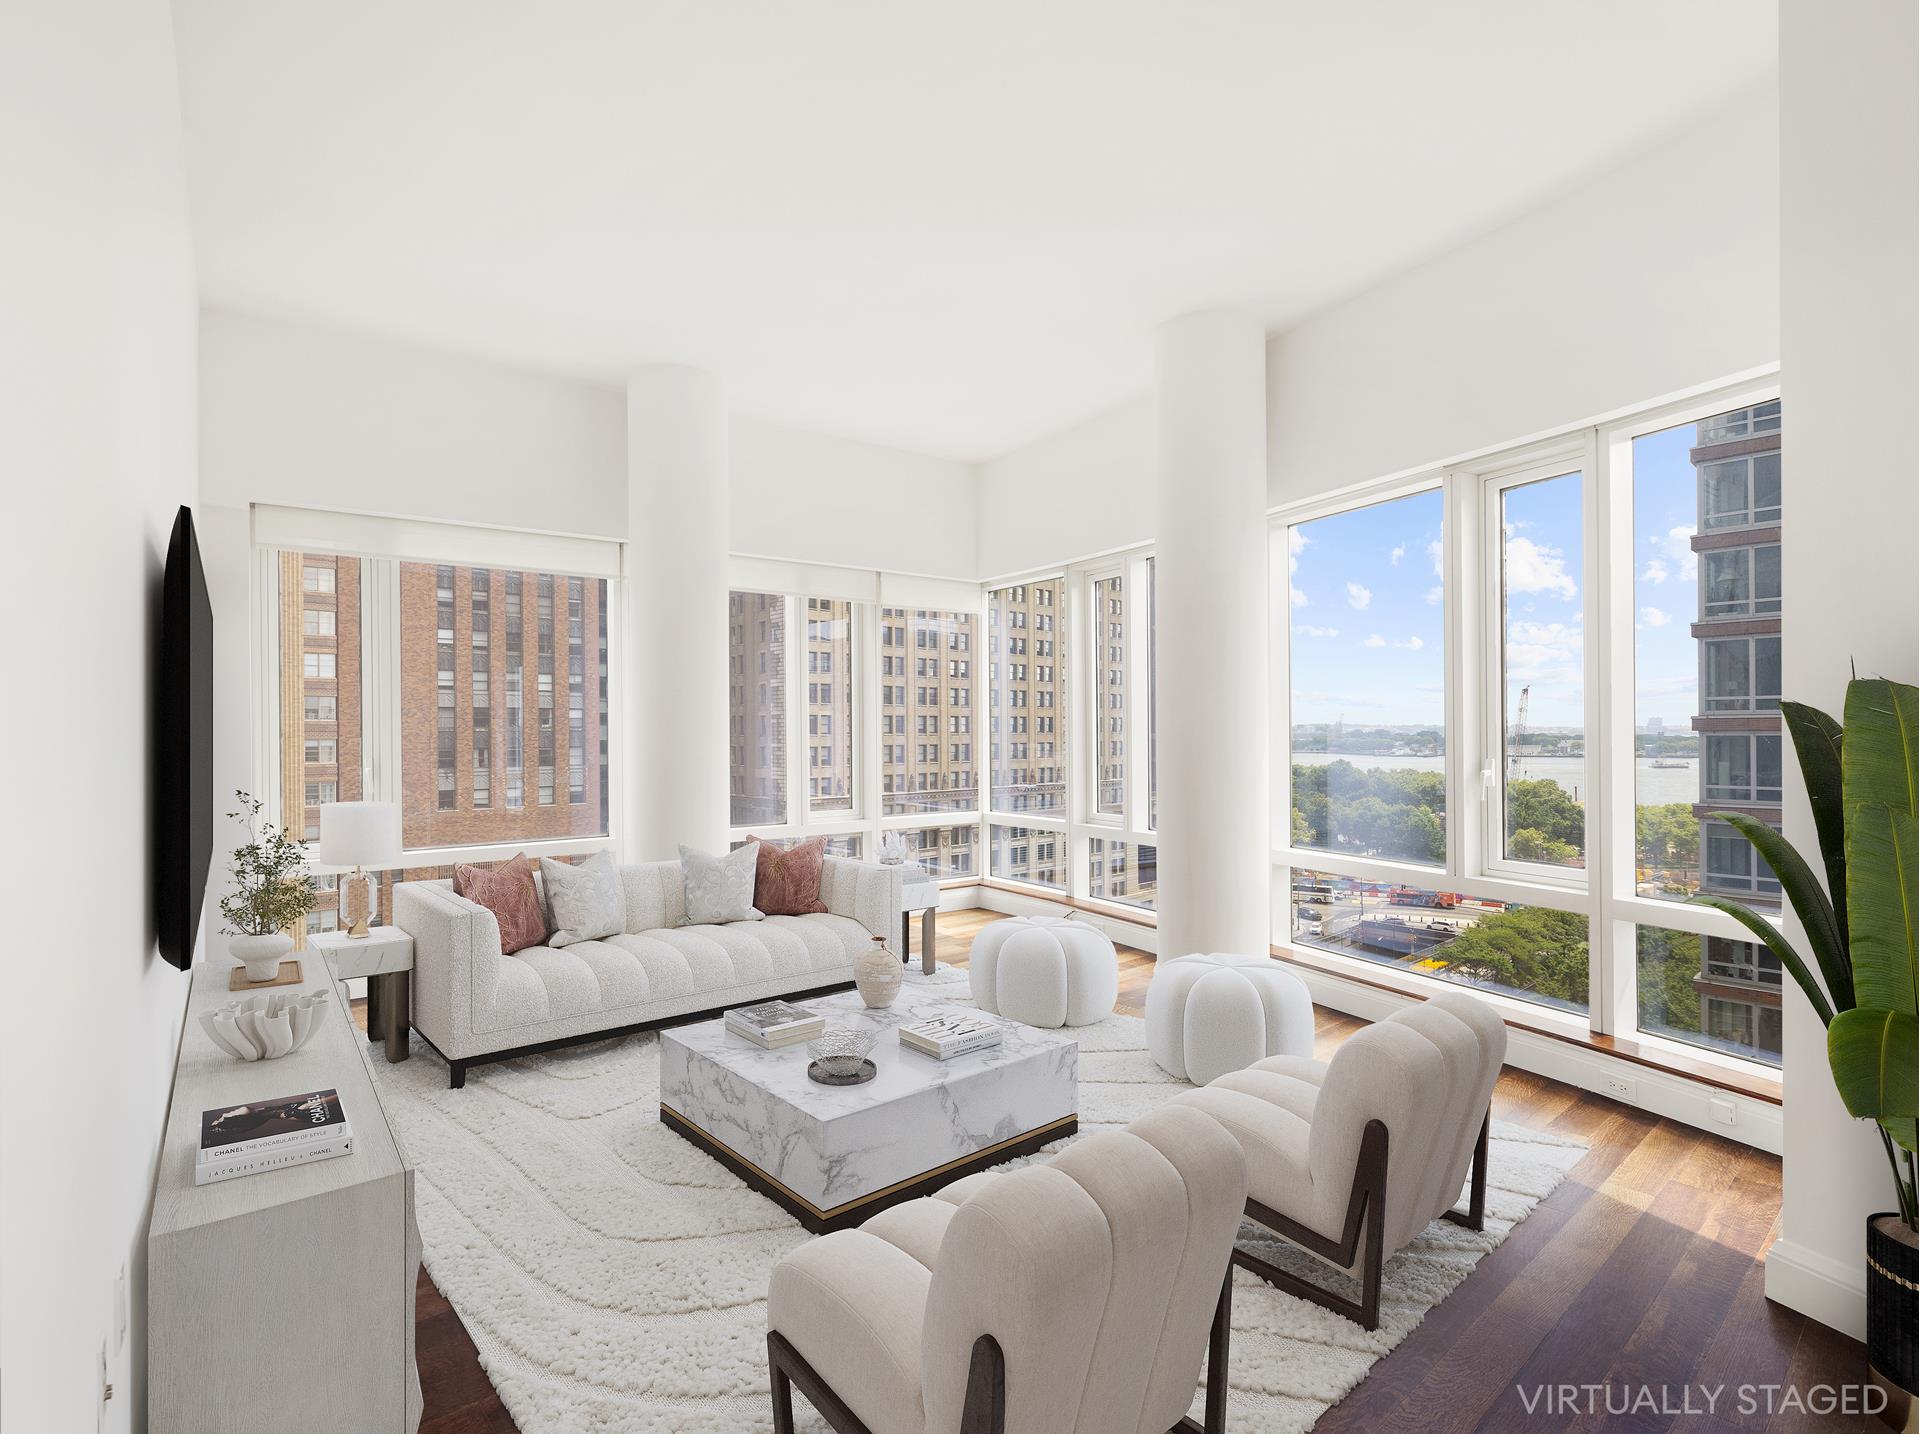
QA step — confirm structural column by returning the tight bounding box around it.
[626,366,729,859]
[1152,311,1271,958]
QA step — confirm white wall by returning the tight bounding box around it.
[201,309,975,574]
[972,84,1780,538]
[200,309,630,536]
[976,399,1153,577]
[1767,0,1918,1341]
[732,416,976,579]
[1268,79,1780,504]
[0,2,201,1429]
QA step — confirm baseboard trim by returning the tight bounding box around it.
[1765,1239,1867,1341]
[970,885,1162,955]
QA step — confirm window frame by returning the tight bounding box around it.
[987,547,1159,914]
[1270,369,1784,1073]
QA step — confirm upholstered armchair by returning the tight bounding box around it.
[766,1104,1247,1434]
[1172,990,1505,1331]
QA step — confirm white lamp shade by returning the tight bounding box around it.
[318,801,401,868]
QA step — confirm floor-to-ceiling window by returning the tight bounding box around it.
[1272,376,1784,1069]
[255,512,620,933]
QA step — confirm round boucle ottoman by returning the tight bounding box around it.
[1146,952,1315,1086]
[968,915,1119,1028]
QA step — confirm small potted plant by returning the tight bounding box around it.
[1693,677,1916,1425]
[219,791,311,982]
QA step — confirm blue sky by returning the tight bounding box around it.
[1288,422,1701,732]
[1631,422,1702,730]
[1288,488,1447,729]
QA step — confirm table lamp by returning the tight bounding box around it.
[319,801,400,938]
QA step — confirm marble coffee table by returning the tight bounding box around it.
[659,991,1077,1233]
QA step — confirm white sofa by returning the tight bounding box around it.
[394,855,904,1087]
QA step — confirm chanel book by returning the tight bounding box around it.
[197,1089,347,1165]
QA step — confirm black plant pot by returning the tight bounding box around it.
[1867,1212,1917,1430]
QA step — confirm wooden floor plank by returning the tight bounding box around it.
[349,907,1867,1434]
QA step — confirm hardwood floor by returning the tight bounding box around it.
[355,909,1870,1434]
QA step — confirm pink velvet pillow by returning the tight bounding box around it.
[747,836,830,917]
[453,853,549,955]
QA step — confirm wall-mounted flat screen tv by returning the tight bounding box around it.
[158,505,213,970]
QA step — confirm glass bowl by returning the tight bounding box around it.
[807,1028,879,1085]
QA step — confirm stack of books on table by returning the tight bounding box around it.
[898,1012,1004,1060]
[196,1089,353,1186]
[725,1001,826,1050]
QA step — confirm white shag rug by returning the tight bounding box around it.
[371,991,1586,1434]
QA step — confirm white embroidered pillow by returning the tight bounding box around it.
[538,852,625,947]
[679,843,764,925]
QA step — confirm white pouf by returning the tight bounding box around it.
[1147,952,1314,1086]
[968,915,1119,1028]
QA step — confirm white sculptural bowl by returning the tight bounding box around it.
[200,988,333,1062]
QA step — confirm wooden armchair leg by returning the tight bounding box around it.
[1440,1110,1490,1233]
[1174,1265,1235,1434]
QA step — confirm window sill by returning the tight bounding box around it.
[977,878,1159,929]
[1272,942,1782,1105]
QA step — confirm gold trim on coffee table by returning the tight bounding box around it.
[659,1103,1079,1233]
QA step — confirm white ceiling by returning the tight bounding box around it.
[173,1,1777,462]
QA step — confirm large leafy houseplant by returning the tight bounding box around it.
[1691,677,1917,1227]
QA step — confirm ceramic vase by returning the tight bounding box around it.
[230,932,294,983]
[853,935,902,1008]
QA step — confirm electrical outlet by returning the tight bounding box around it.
[97,1342,112,1433]
[1603,1074,1636,1103]
[1709,1096,1737,1127]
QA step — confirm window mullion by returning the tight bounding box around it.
[782,594,807,830]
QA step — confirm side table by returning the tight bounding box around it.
[897,865,940,975]
[310,926,416,1062]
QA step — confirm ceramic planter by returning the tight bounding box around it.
[1867,1212,1917,1430]
[230,932,294,983]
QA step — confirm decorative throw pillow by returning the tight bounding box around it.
[679,843,764,926]
[539,852,625,948]
[747,835,830,917]
[452,854,549,955]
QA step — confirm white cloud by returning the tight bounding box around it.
[1389,543,1406,566]
[1290,585,1309,608]
[1295,624,1340,638]
[1504,618,1584,683]
[1287,528,1310,608]
[1393,636,1425,650]
[1639,606,1671,629]
[1428,538,1444,578]
[1654,526,1697,582]
[1502,536,1578,600]
[1345,582,1372,610]
[1424,585,1444,606]
[1641,558,1669,584]
[1363,633,1386,648]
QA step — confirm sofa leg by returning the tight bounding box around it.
[448,1060,467,1091]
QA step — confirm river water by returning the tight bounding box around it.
[1291,752,1698,806]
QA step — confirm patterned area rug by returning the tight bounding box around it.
[371,999,1586,1433]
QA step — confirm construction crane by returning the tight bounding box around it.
[1510,685,1530,766]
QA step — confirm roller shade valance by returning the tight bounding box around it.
[252,504,623,580]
